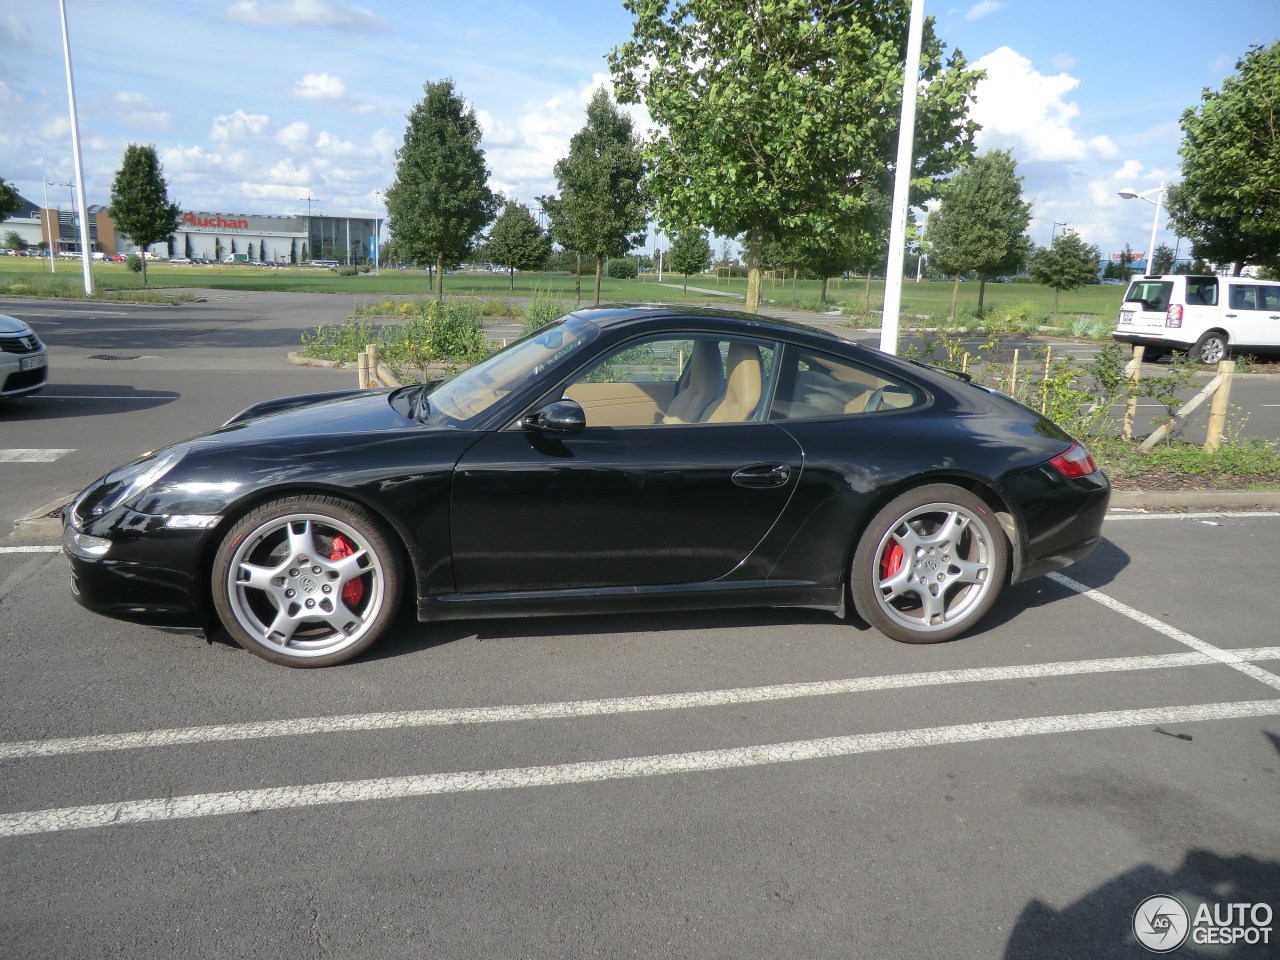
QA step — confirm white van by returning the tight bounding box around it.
[1112,273,1280,363]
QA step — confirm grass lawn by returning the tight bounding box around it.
[1,258,1128,324]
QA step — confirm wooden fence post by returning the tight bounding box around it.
[357,349,370,389]
[1204,359,1235,453]
[1123,345,1145,440]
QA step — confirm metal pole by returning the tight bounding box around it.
[1146,182,1164,274]
[41,180,55,273]
[879,0,925,355]
[58,0,94,294]
[374,191,380,276]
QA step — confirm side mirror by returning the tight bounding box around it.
[522,399,586,435]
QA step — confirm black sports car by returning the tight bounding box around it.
[63,306,1109,667]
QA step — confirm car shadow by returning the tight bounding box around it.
[0,384,180,420]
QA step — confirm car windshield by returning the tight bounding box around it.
[418,313,599,425]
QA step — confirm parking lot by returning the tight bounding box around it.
[2,293,1278,958]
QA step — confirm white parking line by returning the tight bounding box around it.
[2,698,1276,837]
[33,395,172,401]
[1108,511,1280,521]
[1049,572,1280,691]
[0,449,74,463]
[0,547,61,554]
[5,646,1280,761]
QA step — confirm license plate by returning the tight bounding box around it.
[20,354,47,371]
[1119,310,1134,325]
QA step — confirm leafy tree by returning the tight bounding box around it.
[247,242,256,261]
[1,177,21,222]
[1165,42,1280,275]
[108,144,181,286]
[926,150,1031,314]
[610,0,981,313]
[385,79,498,300]
[184,234,193,259]
[3,230,27,252]
[1151,242,1175,274]
[1119,243,1136,278]
[1028,230,1101,321]
[540,88,648,306]
[668,228,714,297]
[486,199,551,290]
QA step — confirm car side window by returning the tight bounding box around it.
[769,348,920,420]
[564,335,776,427]
[1229,285,1259,311]
[1261,287,1280,311]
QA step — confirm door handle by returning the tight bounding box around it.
[732,463,791,488]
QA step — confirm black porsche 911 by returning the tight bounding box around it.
[63,306,1110,667]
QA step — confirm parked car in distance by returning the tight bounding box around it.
[990,276,1011,284]
[64,306,1110,668]
[1112,273,1280,362]
[0,313,49,400]
[1099,278,1124,285]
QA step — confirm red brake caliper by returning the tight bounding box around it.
[330,535,365,606]
[880,540,904,580]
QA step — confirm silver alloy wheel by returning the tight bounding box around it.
[223,511,387,660]
[1195,333,1227,364]
[869,499,997,637]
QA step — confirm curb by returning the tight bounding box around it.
[10,497,71,542]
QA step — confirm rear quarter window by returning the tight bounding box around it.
[1124,281,1172,312]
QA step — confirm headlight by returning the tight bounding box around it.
[90,449,186,517]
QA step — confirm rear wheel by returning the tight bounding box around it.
[850,484,1007,644]
[212,495,402,667]
[1191,331,1229,364]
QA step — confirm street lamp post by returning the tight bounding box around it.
[1118,182,1166,274]
[40,179,56,273]
[57,0,94,294]
[1052,221,1068,239]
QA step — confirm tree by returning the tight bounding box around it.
[926,150,1031,315]
[3,230,27,252]
[486,199,550,290]
[1028,230,1101,321]
[668,227,713,295]
[1151,242,1175,274]
[1119,244,1136,279]
[0,177,22,222]
[610,0,981,313]
[540,88,648,306]
[385,79,498,300]
[1165,42,1280,275]
[108,144,181,286]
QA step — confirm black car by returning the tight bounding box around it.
[63,307,1110,667]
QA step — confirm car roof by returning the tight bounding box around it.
[566,304,849,344]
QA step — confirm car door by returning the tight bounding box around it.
[449,333,803,594]
[1225,282,1280,351]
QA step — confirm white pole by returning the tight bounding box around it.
[1146,181,1164,274]
[41,179,55,273]
[58,0,94,294]
[879,0,925,355]
[374,191,380,276]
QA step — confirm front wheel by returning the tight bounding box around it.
[1191,331,1229,365]
[212,495,402,667]
[850,484,1008,644]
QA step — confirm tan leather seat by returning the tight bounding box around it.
[663,340,724,423]
[700,342,763,423]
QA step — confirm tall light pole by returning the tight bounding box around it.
[373,190,381,277]
[58,0,94,294]
[1118,181,1165,274]
[40,179,56,273]
[879,0,926,355]
[1052,221,1068,239]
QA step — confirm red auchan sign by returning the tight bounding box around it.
[182,212,250,231]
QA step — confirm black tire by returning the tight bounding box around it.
[211,495,402,667]
[1191,331,1229,365]
[850,484,1008,644]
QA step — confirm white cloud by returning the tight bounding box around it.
[276,121,311,149]
[293,73,347,100]
[0,13,30,46]
[966,1,1002,21]
[225,0,384,32]
[1051,54,1077,71]
[970,46,1109,163]
[210,109,271,144]
[108,91,172,129]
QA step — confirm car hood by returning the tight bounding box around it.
[0,312,35,335]
[204,387,418,445]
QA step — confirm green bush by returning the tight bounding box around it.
[521,288,573,335]
[126,254,143,274]
[300,300,491,379]
[607,258,638,280]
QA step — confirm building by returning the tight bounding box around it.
[3,191,378,264]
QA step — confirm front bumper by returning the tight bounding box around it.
[62,505,216,628]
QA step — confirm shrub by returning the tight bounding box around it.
[521,288,573,335]
[607,258,638,280]
[126,254,143,274]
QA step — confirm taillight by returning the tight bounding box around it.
[1049,443,1098,478]
[1166,303,1184,328]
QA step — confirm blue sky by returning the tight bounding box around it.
[2,1,1277,259]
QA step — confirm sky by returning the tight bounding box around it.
[2,0,1278,261]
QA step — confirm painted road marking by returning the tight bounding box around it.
[33,394,172,401]
[2,699,1276,838]
[1050,572,1280,691]
[0,449,74,463]
[0,547,61,554]
[5,646,1279,761]
[1107,511,1280,521]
